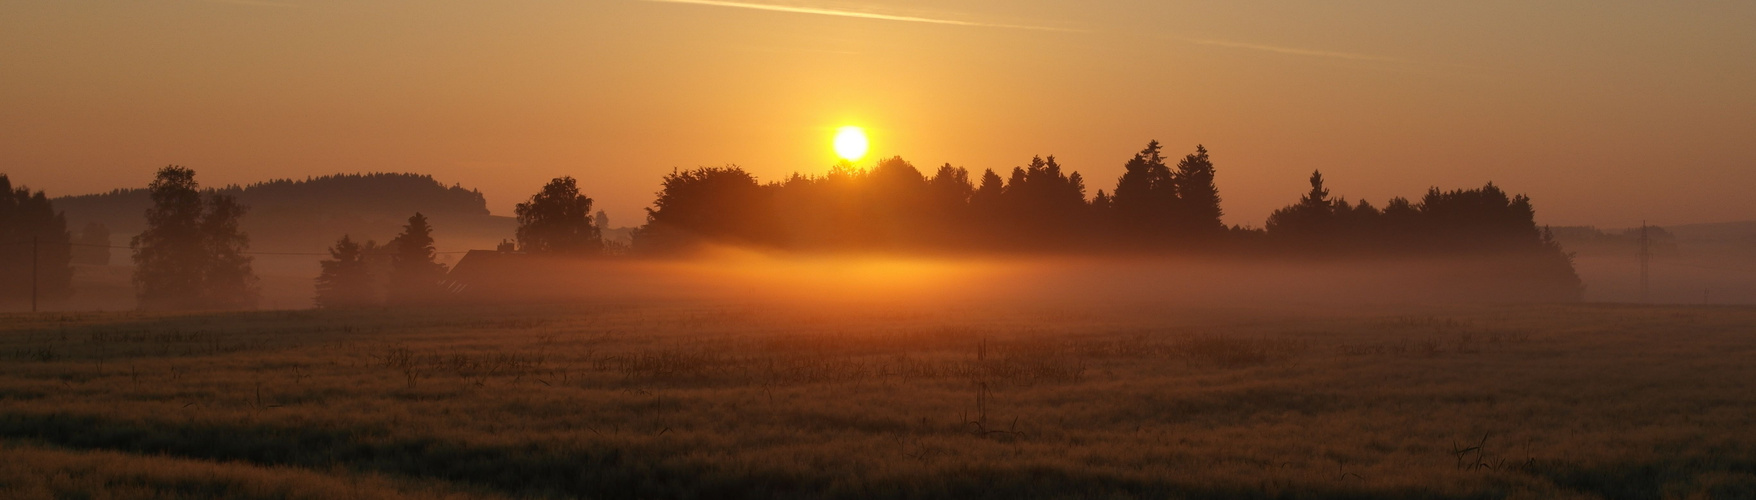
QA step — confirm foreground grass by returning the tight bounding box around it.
[0,442,504,500]
[1,301,1753,499]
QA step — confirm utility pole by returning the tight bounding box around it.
[31,236,39,313]
[1637,221,1651,304]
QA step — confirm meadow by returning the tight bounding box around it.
[2,300,1753,499]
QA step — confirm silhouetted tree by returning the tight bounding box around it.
[387,212,448,304]
[997,156,1088,248]
[359,238,394,293]
[594,210,610,231]
[54,173,494,261]
[1414,183,1539,252]
[636,167,773,253]
[926,164,975,245]
[866,156,931,248]
[201,194,258,309]
[132,167,204,309]
[1111,141,1177,245]
[606,140,1574,300]
[1091,190,1114,212]
[927,164,974,207]
[0,174,74,305]
[515,176,601,255]
[132,166,258,310]
[1264,170,1336,243]
[314,235,378,308]
[972,168,1005,208]
[72,222,110,265]
[1173,145,1224,236]
[1261,170,1581,299]
[969,168,1007,243]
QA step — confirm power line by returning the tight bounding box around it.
[1651,260,1756,275]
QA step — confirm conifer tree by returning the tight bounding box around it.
[1111,140,1177,244]
[387,212,448,304]
[1173,145,1224,234]
[972,168,1005,208]
[925,164,969,199]
[314,235,377,308]
[1264,170,1336,240]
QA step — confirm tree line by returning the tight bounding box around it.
[633,142,1229,252]
[311,175,604,308]
[2,140,1583,310]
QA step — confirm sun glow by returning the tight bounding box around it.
[832,126,869,162]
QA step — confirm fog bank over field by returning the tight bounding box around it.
[441,250,1584,308]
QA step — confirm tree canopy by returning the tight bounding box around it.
[515,176,602,255]
[131,166,259,310]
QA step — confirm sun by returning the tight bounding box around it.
[832,126,869,162]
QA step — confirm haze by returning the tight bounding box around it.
[2,0,1752,228]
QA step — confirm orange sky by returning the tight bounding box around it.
[2,1,1752,228]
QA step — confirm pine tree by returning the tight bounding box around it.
[315,235,377,308]
[387,212,448,304]
[1172,144,1224,235]
[515,177,601,254]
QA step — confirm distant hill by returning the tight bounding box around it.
[1665,220,1756,243]
[1549,225,1680,258]
[1555,221,1756,304]
[1551,220,1755,258]
[54,173,516,255]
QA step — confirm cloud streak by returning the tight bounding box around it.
[1186,38,1401,63]
[202,0,299,7]
[642,0,1078,32]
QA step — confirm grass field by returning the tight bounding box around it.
[2,300,1754,499]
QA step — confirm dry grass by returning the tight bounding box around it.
[0,442,505,500]
[2,301,1754,499]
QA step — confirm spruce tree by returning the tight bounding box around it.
[971,169,1005,209]
[1264,170,1339,243]
[1173,144,1224,235]
[387,212,448,304]
[315,235,377,308]
[1110,140,1177,244]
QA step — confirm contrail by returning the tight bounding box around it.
[642,0,1079,32]
[203,0,299,7]
[1186,38,1401,63]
